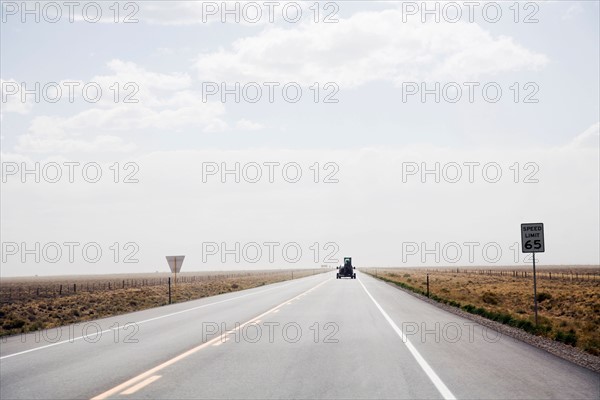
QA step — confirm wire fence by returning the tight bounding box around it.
[0,269,326,303]
[392,268,600,281]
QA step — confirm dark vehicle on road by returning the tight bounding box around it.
[337,257,356,279]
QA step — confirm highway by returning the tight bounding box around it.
[1,272,598,399]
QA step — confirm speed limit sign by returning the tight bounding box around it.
[521,223,545,253]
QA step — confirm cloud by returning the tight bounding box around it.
[0,151,31,163]
[569,122,600,149]
[100,59,192,92]
[15,97,227,153]
[236,119,264,131]
[141,1,223,25]
[194,9,549,87]
[140,1,309,26]
[1,79,34,116]
[562,3,584,20]
[16,134,136,154]
[10,60,228,153]
[52,59,193,107]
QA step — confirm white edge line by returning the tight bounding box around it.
[0,274,325,360]
[358,278,457,400]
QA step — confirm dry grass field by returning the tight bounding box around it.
[0,269,325,337]
[363,266,600,356]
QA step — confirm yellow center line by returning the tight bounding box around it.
[212,336,228,346]
[121,375,162,395]
[90,278,331,400]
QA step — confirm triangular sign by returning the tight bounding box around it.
[166,255,185,273]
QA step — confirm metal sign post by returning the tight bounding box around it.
[166,255,185,303]
[532,253,538,325]
[521,223,545,326]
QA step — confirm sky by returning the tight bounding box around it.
[1,1,599,276]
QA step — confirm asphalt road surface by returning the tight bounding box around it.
[1,272,598,399]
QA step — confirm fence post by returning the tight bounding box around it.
[168,277,172,304]
[73,283,76,293]
[426,274,430,298]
